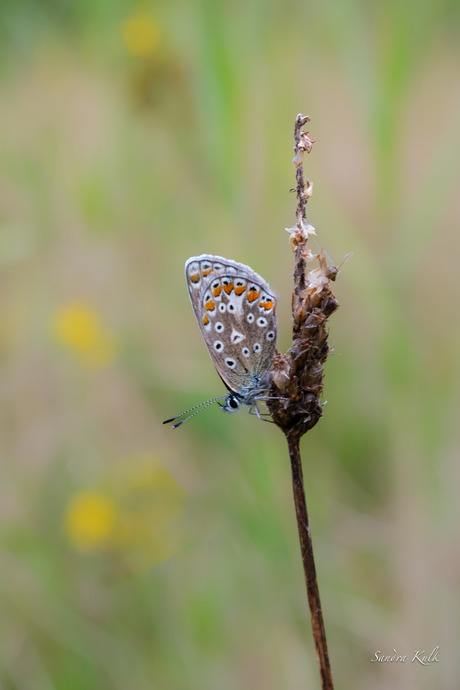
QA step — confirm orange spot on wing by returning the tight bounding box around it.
[202,269,212,277]
[247,290,260,303]
[190,273,200,283]
[213,285,222,297]
[261,300,274,310]
[205,300,215,311]
[223,281,234,294]
[202,315,209,325]
[234,285,246,296]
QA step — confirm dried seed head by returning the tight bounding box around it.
[306,267,330,295]
[271,354,291,391]
[286,221,316,252]
[303,180,313,199]
[298,131,316,154]
[292,151,304,168]
[300,247,317,261]
[268,113,347,439]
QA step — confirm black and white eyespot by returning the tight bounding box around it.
[218,303,226,313]
[228,303,235,312]
[247,313,255,323]
[213,341,223,351]
[225,358,236,369]
[213,263,223,271]
[231,329,245,344]
[215,322,224,332]
[212,280,220,290]
[205,291,211,302]
[242,347,250,357]
[266,331,275,341]
[235,280,245,287]
[257,317,267,328]
[202,261,212,271]
[253,343,261,353]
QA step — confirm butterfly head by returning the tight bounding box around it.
[221,392,241,413]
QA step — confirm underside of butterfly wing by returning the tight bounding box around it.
[185,255,278,400]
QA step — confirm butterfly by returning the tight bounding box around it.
[163,255,278,428]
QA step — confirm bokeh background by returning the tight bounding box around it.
[1,1,459,689]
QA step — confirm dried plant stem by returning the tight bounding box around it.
[287,431,333,690]
[268,114,340,689]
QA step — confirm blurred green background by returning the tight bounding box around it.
[1,1,459,688]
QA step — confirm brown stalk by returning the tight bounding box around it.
[268,113,340,690]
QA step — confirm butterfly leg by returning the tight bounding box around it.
[248,402,275,423]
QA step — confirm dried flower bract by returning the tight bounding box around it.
[268,114,341,441]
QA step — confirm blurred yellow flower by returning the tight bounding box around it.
[122,13,161,57]
[64,455,187,570]
[52,302,116,368]
[65,491,117,551]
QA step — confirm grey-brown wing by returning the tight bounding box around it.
[196,271,277,394]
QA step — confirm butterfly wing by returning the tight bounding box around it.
[185,255,277,396]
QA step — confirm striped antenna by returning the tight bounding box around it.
[162,396,227,429]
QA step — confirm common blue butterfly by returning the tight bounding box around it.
[163,255,277,428]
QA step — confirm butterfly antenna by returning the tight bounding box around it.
[163,396,227,429]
